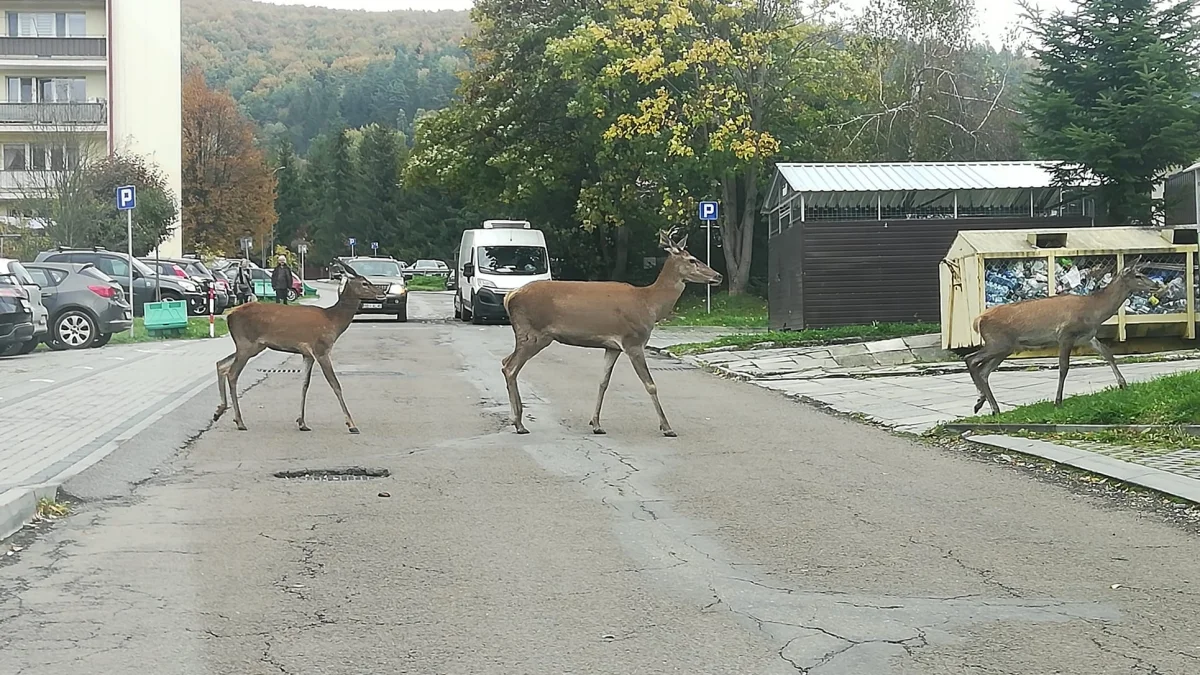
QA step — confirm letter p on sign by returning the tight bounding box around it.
[698,200,719,221]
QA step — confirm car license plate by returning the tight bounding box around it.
[362,303,382,309]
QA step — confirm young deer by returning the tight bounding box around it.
[501,227,722,437]
[965,260,1162,416]
[213,261,378,433]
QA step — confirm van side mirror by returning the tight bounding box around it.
[462,263,475,279]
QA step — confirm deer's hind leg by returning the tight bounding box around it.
[965,342,1010,416]
[214,351,237,421]
[501,331,552,434]
[227,343,267,431]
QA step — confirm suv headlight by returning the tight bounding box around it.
[389,283,407,294]
[179,280,197,292]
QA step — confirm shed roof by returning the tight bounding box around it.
[946,226,1185,259]
[775,161,1067,193]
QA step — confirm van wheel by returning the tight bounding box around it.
[470,298,484,325]
[453,302,462,320]
[461,298,473,323]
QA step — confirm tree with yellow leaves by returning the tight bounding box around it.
[548,0,869,294]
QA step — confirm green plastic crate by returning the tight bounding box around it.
[303,282,317,297]
[143,300,189,334]
[252,279,277,298]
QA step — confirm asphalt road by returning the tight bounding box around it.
[2,288,1199,674]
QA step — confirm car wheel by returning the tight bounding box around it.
[396,306,408,322]
[51,310,97,350]
[470,297,484,325]
[15,339,38,355]
[92,333,112,348]
[288,289,300,302]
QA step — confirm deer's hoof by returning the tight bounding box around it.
[348,426,360,434]
[515,428,530,435]
[592,427,606,435]
[236,424,247,432]
[662,430,678,438]
[298,424,311,432]
[213,406,227,421]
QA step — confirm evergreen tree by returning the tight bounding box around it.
[273,136,307,248]
[356,124,405,256]
[1022,0,1200,224]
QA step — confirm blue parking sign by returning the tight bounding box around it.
[698,200,719,221]
[116,185,136,211]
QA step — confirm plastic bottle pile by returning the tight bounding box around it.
[985,257,1185,314]
[984,259,1049,307]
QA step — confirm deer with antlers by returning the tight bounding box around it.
[501,227,722,436]
[965,260,1162,416]
[213,260,379,433]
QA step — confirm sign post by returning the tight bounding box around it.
[207,285,215,338]
[298,243,308,287]
[116,185,136,338]
[698,200,719,314]
[371,241,378,255]
[348,237,357,257]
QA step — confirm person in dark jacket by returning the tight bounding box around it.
[234,260,254,305]
[271,254,295,304]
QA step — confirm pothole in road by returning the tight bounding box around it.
[273,467,391,481]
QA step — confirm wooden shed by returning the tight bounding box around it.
[940,226,1199,351]
[762,162,1096,330]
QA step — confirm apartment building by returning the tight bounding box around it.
[0,0,182,256]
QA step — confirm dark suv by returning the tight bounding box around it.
[141,256,230,315]
[35,247,204,316]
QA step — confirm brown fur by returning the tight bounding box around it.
[213,264,378,433]
[501,228,723,437]
[964,262,1161,416]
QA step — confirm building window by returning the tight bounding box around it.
[6,12,87,38]
[29,144,46,171]
[4,144,26,171]
[6,77,33,103]
[7,77,85,103]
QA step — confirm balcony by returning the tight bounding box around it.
[0,102,106,126]
[0,36,105,58]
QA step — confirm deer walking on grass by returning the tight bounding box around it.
[213,260,378,433]
[501,228,722,437]
[965,260,1161,416]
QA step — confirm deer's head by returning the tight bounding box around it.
[659,227,722,286]
[333,261,380,300]
[1115,259,1162,295]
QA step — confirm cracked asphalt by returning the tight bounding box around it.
[2,290,1199,674]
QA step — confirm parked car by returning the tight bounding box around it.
[0,279,35,356]
[34,247,204,317]
[140,256,230,315]
[0,258,48,353]
[23,262,133,350]
[403,259,450,279]
[445,267,458,292]
[342,256,408,321]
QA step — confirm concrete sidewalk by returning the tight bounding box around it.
[0,337,289,539]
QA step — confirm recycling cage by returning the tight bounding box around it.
[940,226,1200,352]
[142,299,189,335]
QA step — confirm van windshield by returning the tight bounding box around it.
[477,246,548,275]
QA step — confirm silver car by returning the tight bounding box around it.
[0,258,48,354]
[22,262,133,350]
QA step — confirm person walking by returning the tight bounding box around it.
[235,260,254,305]
[271,254,295,305]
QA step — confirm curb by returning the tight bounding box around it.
[0,483,59,542]
[966,434,1200,504]
[944,423,1200,435]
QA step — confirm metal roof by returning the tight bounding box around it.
[775,161,1069,193]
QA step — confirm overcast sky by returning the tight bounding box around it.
[260,0,1075,47]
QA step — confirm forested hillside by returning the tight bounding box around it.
[181,0,472,151]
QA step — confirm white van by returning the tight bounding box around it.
[454,220,551,324]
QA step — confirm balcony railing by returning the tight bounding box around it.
[0,36,106,58]
[0,102,106,125]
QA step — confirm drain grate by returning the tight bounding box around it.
[649,365,697,371]
[273,467,390,481]
[259,368,303,374]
